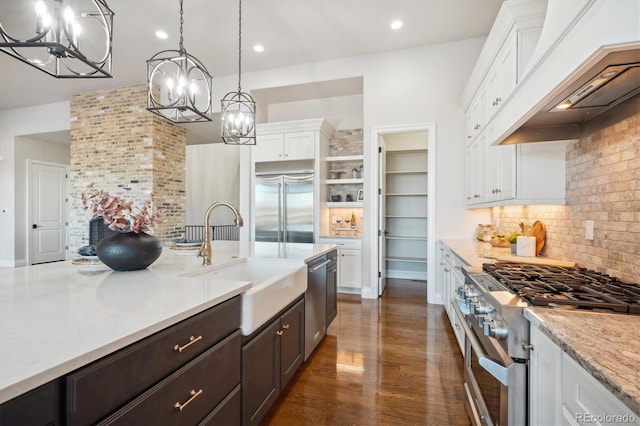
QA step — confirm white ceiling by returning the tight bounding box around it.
[1,0,503,144]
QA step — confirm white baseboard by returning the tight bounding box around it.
[386,270,427,281]
[337,287,361,295]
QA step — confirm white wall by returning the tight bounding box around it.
[14,138,70,265]
[267,95,364,130]
[0,102,70,267]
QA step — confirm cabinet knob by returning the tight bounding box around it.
[522,342,534,351]
[276,330,284,336]
[282,324,290,330]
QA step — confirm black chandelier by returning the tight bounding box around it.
[221,0,256,145]
[147,0,212,123]
[0,0,113,78]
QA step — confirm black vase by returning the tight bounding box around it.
[96,232,163,271]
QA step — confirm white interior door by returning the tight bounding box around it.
[378,142,387,296]
[30,161,68,264]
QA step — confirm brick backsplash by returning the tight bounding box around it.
[327,129,364,201]
[68,84,186,254]
[492,106,640,283]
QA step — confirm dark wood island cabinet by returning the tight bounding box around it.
[241,297,305,426]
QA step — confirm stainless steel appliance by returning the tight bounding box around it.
[452,270,529,426]
[453,262,640,426]
[305,254,335,360]
[254,173,314,243]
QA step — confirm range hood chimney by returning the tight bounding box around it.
[501,48,640,144]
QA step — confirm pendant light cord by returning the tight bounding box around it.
[237,0,242,92]
[179,0,184,53]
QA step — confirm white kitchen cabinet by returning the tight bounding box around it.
[465,87,487,145]
[318,237,362,294]
[529,325,562,426]
[339,248,362,291]
[485,133,517,203]
[486,29,517,121]
[528,324,640,426]
[562,353,640,426]
[467,137,565,207]
[465,132,487,205]
[253,131,315,163]
[437,241,465,355]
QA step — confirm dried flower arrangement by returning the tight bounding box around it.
[81,183,161,234]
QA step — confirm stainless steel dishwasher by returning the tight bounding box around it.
[305,254,329,360]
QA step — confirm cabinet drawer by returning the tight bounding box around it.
[562,354,639,425]
[100,331,241,426]
[199,384,241,426]
[0,379,61,426]
[67,296,241,425]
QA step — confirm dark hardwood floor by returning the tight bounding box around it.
[262,283,470,425]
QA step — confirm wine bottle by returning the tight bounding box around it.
[350,212,356,229]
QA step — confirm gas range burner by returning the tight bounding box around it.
[483,263,640,314]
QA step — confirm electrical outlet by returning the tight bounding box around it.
[585,220,594,240]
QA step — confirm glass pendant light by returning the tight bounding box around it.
[221,0,256,145]
[0,0,113,78]
[146,0,212,123]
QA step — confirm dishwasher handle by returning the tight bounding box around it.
[308,259,331,273]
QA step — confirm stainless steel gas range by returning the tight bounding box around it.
[452,262,640,426]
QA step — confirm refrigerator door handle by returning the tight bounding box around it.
[283,181,288,243]
[278,181,283,243]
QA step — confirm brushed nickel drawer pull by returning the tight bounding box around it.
[174,389,203,411]
[173,335,202,353]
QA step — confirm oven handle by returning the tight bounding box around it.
[452,299,513,387]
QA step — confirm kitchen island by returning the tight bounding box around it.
[0,241,335,407]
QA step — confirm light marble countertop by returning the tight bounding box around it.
[525,308,640,416]
[441,239,575,273]
[0,241,335,404]
[439,239,639,416]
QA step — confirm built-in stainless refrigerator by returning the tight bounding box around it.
[254,173,314,243]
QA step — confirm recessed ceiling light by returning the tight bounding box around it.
[253,44,264,53]
[155,30,168,40]
[390,20,403,30]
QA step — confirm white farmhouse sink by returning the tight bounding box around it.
[181,257,307,335]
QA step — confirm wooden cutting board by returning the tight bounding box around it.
[531,220,546,255]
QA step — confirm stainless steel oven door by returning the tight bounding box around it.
[453,301,527,426]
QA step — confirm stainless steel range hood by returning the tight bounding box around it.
[501,48,640,144]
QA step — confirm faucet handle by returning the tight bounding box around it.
[196,241,207,264]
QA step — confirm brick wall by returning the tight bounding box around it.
[492,105,640,282]
[69,84,186,253]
